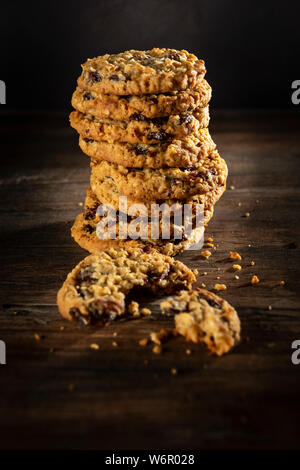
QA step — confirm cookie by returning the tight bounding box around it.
[90,175,225,216]
[72,212,209,257]
[72,80,211,120]
[90,150,227,200]
[77,48,206,95]
[80,128,215,168]
[73,80,211,120]
[71,188,214,256]
[160,288,241,356]
[57,247,196,326]
[70,107,210,145]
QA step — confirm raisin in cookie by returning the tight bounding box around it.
[70,107,210,145]
[160,288,241,356]
[90,176,225,217]
[71,188,213,256]
[77,48,206,95]
[90,150,227,200]
[57,247,196,326]
[80,128,215,168]
[72,80,211,120]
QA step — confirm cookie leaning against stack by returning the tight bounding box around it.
[70,48,227,254]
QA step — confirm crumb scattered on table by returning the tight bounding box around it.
[230,251,242,260]
[152,345,162,354]
[139,338,148,347]
[251,275,260,285]
[141,307,151,316]
[233,264,242,271]
[128,301,140,317]
[201,250,211,259]
[150,329,168,345]
[214,283,227,291]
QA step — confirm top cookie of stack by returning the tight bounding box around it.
[76,48,206,96]
[70,48,227,255]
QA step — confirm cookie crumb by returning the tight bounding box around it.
[230,185,235,190]
[90,343,99,350]
[244,212,250,217]
[128,300,140,317]
[60,326,65,331]
[113,332,118,337]
[193,268,199,276]
[251,275,260,285]
[203,272,208,276]
[139,338,148,347]
[238,202,242,207]
[205,242,214,248]
[250,261,255,266]
[214,283,227,291]
[160,300,172,312]
[207,237,213,242]
[186,349,192,355]
[232,264,242,271]
[230,251,242,260]
[279,280,285,286]
[152,345,162,354]
[201,250,211,259]
[234,275,240,280]
[201,282,206,288]
[34,333,42,341]
[268,305,272,311]
[150,329,168,345]
[171,368,178,375]
[13,311,18,315]
[112,341,118,347]
[78,202,83,207]
[141,307,151,316]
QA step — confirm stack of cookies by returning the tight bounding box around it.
[70,48,227,256]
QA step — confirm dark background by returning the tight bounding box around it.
[1,0,300,109]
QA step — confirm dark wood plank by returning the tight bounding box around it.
[0,109,300,449]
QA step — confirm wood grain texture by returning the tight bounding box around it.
[0,109,300,449]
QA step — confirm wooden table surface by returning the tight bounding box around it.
[0,109,300,449]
